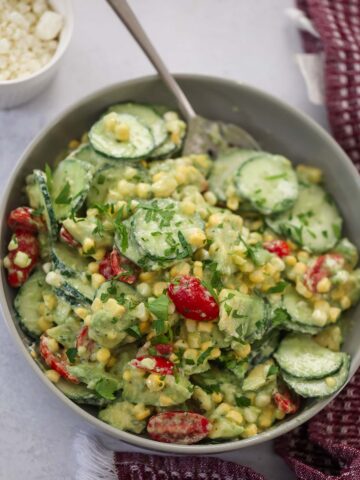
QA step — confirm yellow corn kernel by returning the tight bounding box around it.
[296,281,313,299]
[152,177,177,197]
[146,373,165,392]
[331,288,343,301]
[329,307,341,323]
[87,208,99,218]
[115,122,130,142]
[171,130,180,145]
[249,270,265,284]
[311,309,328,327]
[216,402,232,415]
[211,392,223,403]
[152,172,166,182]
[341,296,351,310]
[239,284,249,295]
[275,408,286,420]
[255,393,271,408]
[316,277,331,293]
[193,261,203,280]
[257,406,275,429]
[68,139,80,150]
[45,369,60,383]
[243,407,259,423]
[134,406,152,421]
[226,196,239,211]
[197,321,214,333]
[169,353,179,363]
[296,164,323,184]
[103,113,117,131]
[207,213,222,228]
[136,282,152,297]
[83,237,95,253]
[204,191,217,206]
[88,262,99,274]
[180,200,196,216]
[91,297,103,312]
[174,339,188,349]
[297,250,310,262]
[43,293,57,311]
[285,255,297,267]
[183,348,198,361]
[139,321,151,334]
[193,386,213,411]
[91,273,106,289]
[159,395,174,407]
[200,341,212,351]
[136,182,151,199]
[14,251,31,268]
[122,370,132,382]
[92,248,106,261]
[234,343,251,359]
[325,376,336,387]
[209,347,221,359]
[47,338,59,353]
[37,316,52,332]
[242,423,258,438]
[188,332,201,349]
[103,298,126,317]
[153,281,168,297]
[226,410,244,425]
[263,233,274,242]
[240,261,255,273]
[292,262,307,276]
[30,349,37,359]
[74,307,90,320]
[187,229,207,249]
[96,347,111,364]
[170,262,191,278]
[107,356,117,368]
[139,271,157,283]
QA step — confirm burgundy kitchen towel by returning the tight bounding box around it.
[296,0,360,171]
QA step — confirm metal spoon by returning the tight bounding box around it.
[105,0,259,157]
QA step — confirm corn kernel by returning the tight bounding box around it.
[243,408,259,423]
[249,270,265,284]
[255,393,271,408]
[341,296,351,310]
[275,408,286,420]
[134,407,151,421]
[234,343,251,359]
[115,122,130,142]
[211,392,223,403]
[122,370,132,382]
[207,213,222,228]
[45,369,60,383]
[88,262,99,274]
[136,182,151,199]
[92,248,106,261]
[180,200,196,216]
[96,347,111,364]
[292,262,307,276]
[296,281,313,299]
[107,356,117,368]
[136,282,152,297]
[91,273,106,289]
[188,332,201,349]
[226,410,244,425]
[296,164,322,184]
[204,191,217,206]
[311,309,328,327]
[37,316,52,332]
[226,196,239,211]
[139,271,157,282]
[83,237,95,253]
[187,229,207,248]
[74,307,90,320]
[91,297,103,312]
[103,298,125,317]
[183,348,198,361]
[200,341,212,351]
[297,251,310,262]
[316,277,331,293]
[139,321,151,334]
[153,281,167,297]
[104,112,117,131]
[240,261,255,273]
[14,251,31,268]
[329,307,341,323]
[209,347,221,359]
[146,373,165,392]
[197,321,214,333]
[47,338,59,353]
[325,376,336,387]
[258,407,275,429]
[159,395,174,406]
[285,255,297,267]
[216,402,232,415]
[152,177,177,197]
[170,262,191,278]
[242,424,258,438]
[169,353,179,363]
[68,139,80,150]
[193,261,203,280]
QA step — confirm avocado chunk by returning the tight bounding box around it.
[99,400,147,434]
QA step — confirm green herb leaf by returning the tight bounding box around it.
[66,347,78,363]
[197,346,213,365]
[271,308,290,326]
[55,182,71,205]
[235,396,251,407]
[265,173,287,180]
[125,325,142,339]
[267,281,287,294]
[268,364,279,376]
[115,223,129,252]
[94,377,119,400]
[147,294,169,335]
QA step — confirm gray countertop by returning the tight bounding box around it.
[0,1,327,478]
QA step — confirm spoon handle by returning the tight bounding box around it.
[105,0,196,121]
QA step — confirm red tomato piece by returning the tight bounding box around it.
[304,253,344,292]
[131,355,174,375]
[273,389,300,415]
[168,276,219,321]
[59,226,80,248]
[76,326,95,353]
[110,249,138,284]
[155,343,174,356]
[7,207,44,233]
[147,411,211,444]
[39,336,79,384]
[263,240,291,258]
[99,253,113,280]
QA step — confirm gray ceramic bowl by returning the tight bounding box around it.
[1,74,360,454]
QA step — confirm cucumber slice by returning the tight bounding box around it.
[235,154,298,215]
[266,183,342,253]
[71,143,114,169]
[54,276,95,306]
[274,333,344,379]
[282,321,321,335]
[131,199,204,262]
[108,103,167,150]
[96,281,143,308]
[209,149,260,202]
[14,270,52,338]
[89,112,154,160]
[51,243,89,277]
[56,379,110,406]
[218,289,269,343]
[33,170,58,241]
[283,286,323,328]
[282,353,350,398]
[114,224,144,268]
[52,158,93,220]
[150,106,186,159]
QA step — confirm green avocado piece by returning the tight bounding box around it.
[99,400,147,434]
[68,362,121,400]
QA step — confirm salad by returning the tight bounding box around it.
[4,102,360,445]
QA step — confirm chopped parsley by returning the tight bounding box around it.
[55,181,71,205]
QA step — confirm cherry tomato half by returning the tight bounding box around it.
[131,355,174,376]
[147,411,211,444]
[263,239,291,258]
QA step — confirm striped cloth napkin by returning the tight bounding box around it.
[75,2,360,478]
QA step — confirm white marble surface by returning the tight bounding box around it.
[0,1,328,479]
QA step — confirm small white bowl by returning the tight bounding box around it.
[0,0,73,110]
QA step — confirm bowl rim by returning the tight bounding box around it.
[1,73,360,454]
[0,0,74,87]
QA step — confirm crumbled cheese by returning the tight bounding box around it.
[0,0,63,81]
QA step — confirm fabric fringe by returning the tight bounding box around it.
[74,431,118,480]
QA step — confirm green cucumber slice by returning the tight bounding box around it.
[14,270,52,338]
[56,379,111,406]
[274,333,344,379]
[54,276,95,306]
[266,182,342,253]
[283,286,323,328]
[209,149,260,202]
[51,243,89,277]
[70,143,115,169]
[282,353,350,398]
[150,106,186,159]
[89,112,154,160]
[108,103,167,150]
[52,158,93,220]
[235,154,298,215]
[33,170,58,241]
